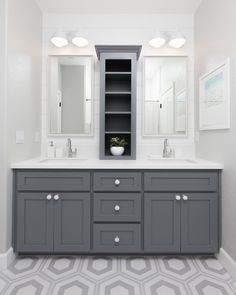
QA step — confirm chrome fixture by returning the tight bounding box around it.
[66,138,77,158]
[163,138,174,158]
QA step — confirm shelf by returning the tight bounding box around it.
[105,131,131,134]
[105,72,131,75]
[105,111,131,115]
[105,91,131,95]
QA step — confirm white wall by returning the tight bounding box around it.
[0,0,42,254]
[0,0,9,255]
[42,14,195,159]
[195,0,236,261]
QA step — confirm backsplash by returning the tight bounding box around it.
[41,14,195,159]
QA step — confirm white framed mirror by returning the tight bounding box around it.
[47,55,94,136]
[143,56,188,137]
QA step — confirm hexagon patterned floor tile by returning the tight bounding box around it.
[120,256,158,280]
[0,255,235,295]
[80,256,118,281]
[41,256,81,280]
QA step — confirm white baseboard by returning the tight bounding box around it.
[0,247,16,270]
[217,248,236,282]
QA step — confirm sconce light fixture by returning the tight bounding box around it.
[51,32,68,48]
[149,32,166,48]
[51,32,89,48]
[168,32,186,48]
[149,31,186,49]
[71,35,89,47]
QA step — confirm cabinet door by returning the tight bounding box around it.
[181,193,218,253]
[144,193,181,253]
[54,193,90,252]
[16,193,54,252]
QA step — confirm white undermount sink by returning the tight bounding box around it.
[147,155,197,165]
[38,158,87,164]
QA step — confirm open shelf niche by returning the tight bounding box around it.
[95,45,142,159]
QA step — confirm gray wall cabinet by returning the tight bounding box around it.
[95,45,142,159]
[13,169,221,254]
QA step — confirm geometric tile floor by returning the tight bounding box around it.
[0,255,235,294]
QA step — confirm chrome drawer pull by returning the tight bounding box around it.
[175,195,181,201]
[54,194,60,201]
[114,205,120,212]
[46,194,52,200]
[182,195,188,201]
[114,236,120,244]
[114,179,120,186]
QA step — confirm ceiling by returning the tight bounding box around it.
[35,0,203,14]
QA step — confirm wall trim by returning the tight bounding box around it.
[217,248,236,282]
[0,247,16,270]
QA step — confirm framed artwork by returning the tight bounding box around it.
[199,58,230,130]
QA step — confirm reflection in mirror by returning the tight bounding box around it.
[48,56,93,135]
[143,57,187,136]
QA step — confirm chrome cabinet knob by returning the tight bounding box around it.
[46,194,52,200]
[114,236,120,244]
[114,179,120,186]
[54,194,60,201]
[182,195,188,201]
[114,205,120,212]
[175,195,181,201]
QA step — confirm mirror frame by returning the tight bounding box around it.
[142,56,189,138]
[47,55,94,137]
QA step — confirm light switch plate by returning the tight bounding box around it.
[15,130,24,144]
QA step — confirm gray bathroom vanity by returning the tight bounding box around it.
[12,164,222,255]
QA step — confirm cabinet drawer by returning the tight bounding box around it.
[94,172,141,191]
[94,193,141,222]
[93,224,141,253]
[144,171,218,192]
[17,171,90,191]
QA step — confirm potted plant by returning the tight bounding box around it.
[110,137,128,156]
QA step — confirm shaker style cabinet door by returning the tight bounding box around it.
[54,193,90,252]
[16,193,54,252]
[144,193,181,253]
[181,193,218,253]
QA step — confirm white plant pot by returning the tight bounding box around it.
[110,146,125,156]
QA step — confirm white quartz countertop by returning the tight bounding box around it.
[11,157,224,170]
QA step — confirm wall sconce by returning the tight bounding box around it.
[168,32,186,48]
[51,32,68,48]
[51,32,89,48]
[149,32,167,48]
[149,31,186,49]
[71,34,89,47]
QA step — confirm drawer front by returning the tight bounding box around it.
[94,193,141,222]
[17,171,90,191]
[93,224,141,253]
[144,172,218,192]
[94,172,141,191]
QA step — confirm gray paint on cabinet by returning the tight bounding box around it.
[13,169,221,254]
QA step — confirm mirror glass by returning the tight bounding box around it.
[48,56,93,135]
[143,57,187,136]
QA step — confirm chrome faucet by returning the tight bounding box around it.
[66,138,77,158]
[163,138,174,158]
